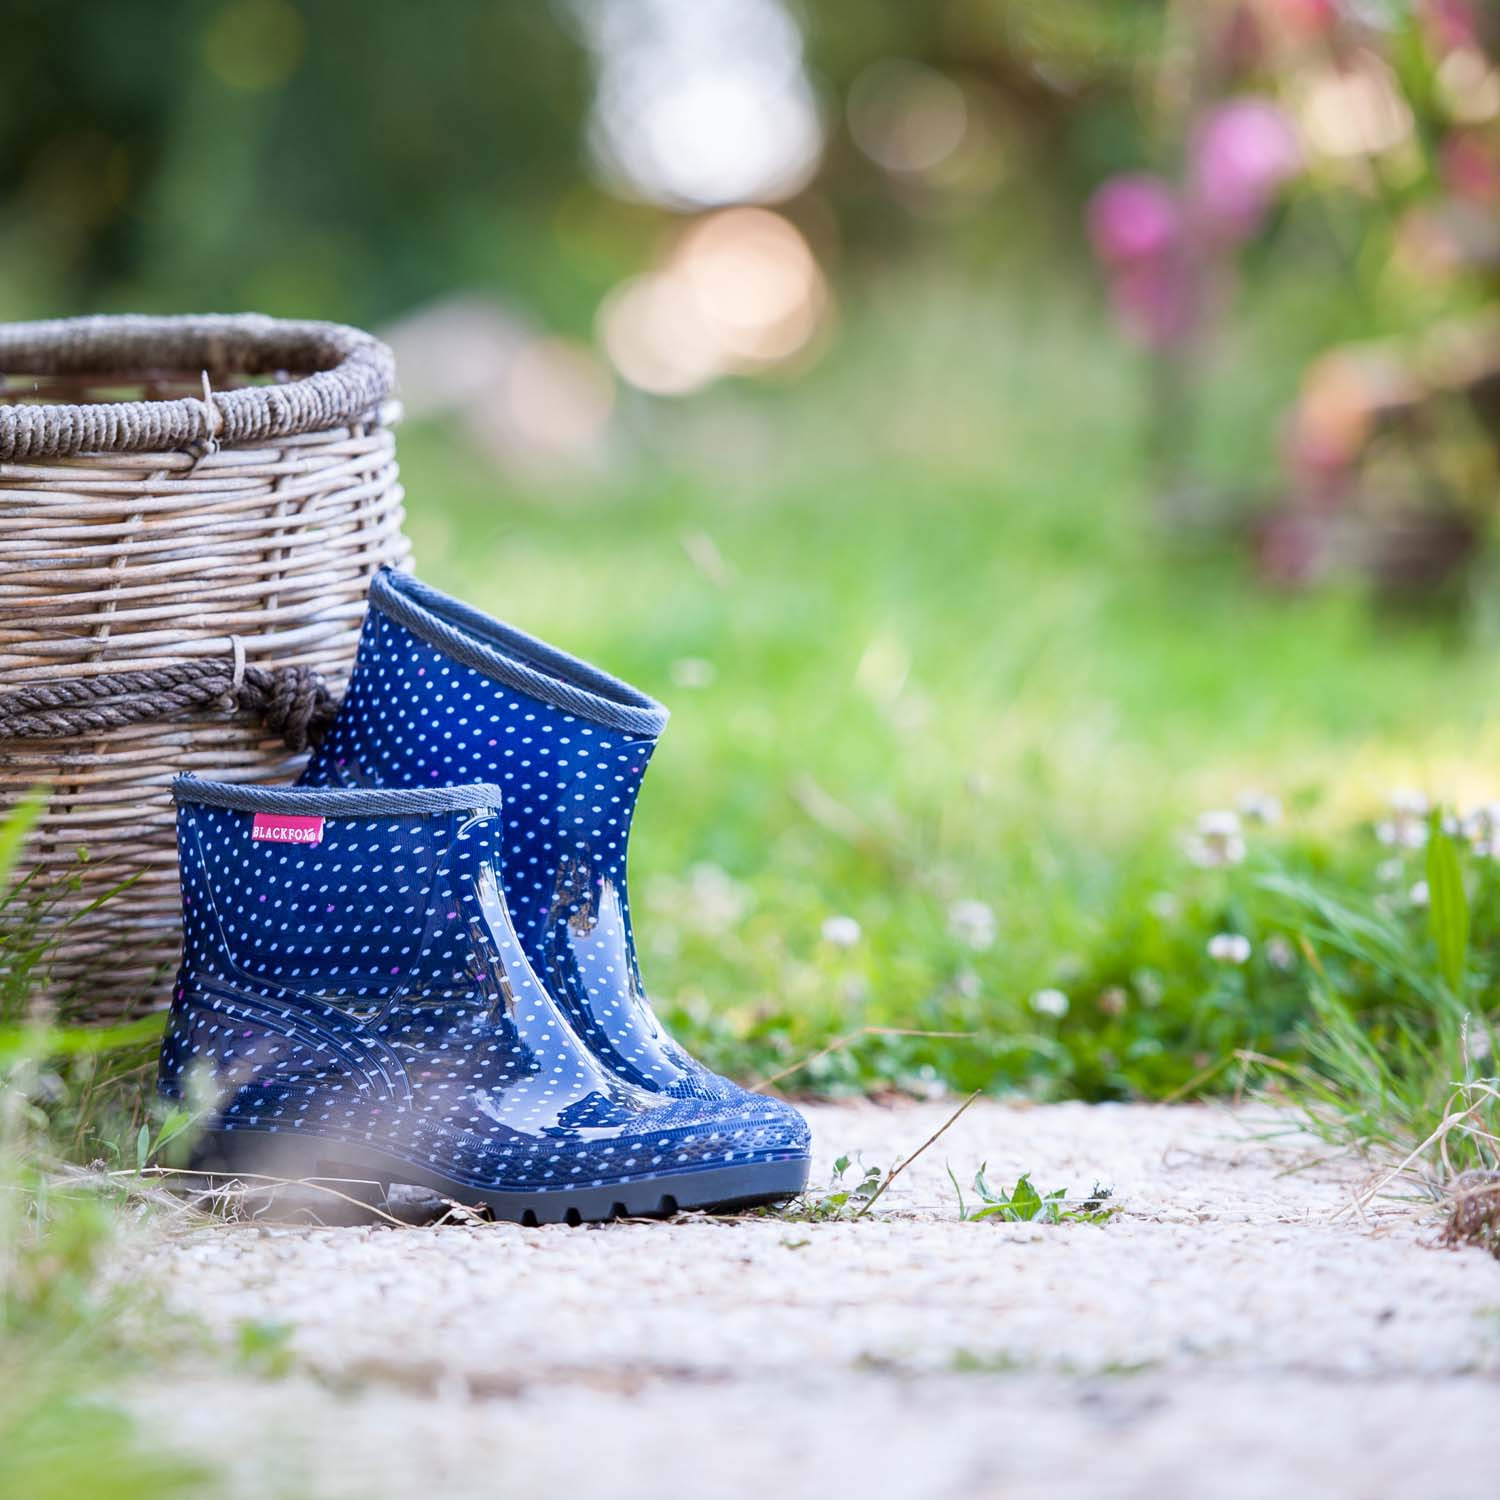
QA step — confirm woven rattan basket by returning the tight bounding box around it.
[0,314,412,1021]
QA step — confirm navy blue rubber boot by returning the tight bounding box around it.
[159,775,809,1222]
[301,569,743,1102]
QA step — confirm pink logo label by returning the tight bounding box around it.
[251,813,325,846]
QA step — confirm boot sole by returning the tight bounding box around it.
[190,1128,809,1225]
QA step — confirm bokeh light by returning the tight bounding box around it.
[574,0,823,210]
[201,0,306,92]
[499,337,616,466]
[598,208,827,395]
[382,300,614,469]
[598,271,727,396]
[674,208,824,363]
[847,60,968,177]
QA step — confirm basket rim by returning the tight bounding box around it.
[0,313,395,462]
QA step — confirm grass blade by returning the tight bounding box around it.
[1426,813,1470,998]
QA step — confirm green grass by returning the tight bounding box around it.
[948,1167,1116,1226]
[393,271,1500,1100]
[0,798,218,1500]
[0,1140,215,1500]
[1,1049,215,1500]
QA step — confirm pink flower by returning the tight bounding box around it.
[1253,506,1332,590]
[1262,0,1340,40]
[1110,258,1195,349]
[1087,174,1182,266]
[1190,98,1300,240]
[1441,131,1500,204]
[1422,0,1480,55]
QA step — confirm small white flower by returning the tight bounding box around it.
[1376,857,1405,884]
[1377,789,1430,849]
[669,657,717,689]
[1376,820,1429,850]
[1462,803,1500,858]
[1265,935,1296,972]
[949,899,997,951]
[1207,933,1252,965]
[1186,810,1246,868]
[1409,880,1430,908]
[1463,1016,1493,1062]
[1148,891,1179,921]
[1237,790,1282,826]
[1030,987,1069,1018]
[1198,809,1242,837]
[1096,987,1127,1017]
[685,862,750,934]
[888,694,932,734]
[820,915,862,948]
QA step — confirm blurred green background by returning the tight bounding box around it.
[3,0,1498,1097]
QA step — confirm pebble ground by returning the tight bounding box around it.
[134,1101,1500,1499]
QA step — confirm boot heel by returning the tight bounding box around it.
[190,1129,385,1188]
[187,1129,393,1222]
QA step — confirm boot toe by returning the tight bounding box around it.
[463,1091,811,1194]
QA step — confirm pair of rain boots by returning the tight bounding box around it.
[160,569,810,1223]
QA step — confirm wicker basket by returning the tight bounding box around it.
[0,314,412,1021]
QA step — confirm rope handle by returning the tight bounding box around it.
[0,656,337,752]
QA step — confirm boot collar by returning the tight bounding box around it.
[173,775,502,817]
[369,568,670,739]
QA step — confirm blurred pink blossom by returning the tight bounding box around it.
[1218,4,1267,71]
[1086,101,1299,353]
[1421,0,1480,54]
[1254,506,1332,589]
[1441,130,1500,204]
[1110,259,1195,349]
[1086,174,1182,266]
[1190,98,1301,240]
[1260,0,1340,40]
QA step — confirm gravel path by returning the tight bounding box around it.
[135,1102,1500,1499]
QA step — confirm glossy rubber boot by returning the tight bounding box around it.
[159,776,809,1222]
[302,568,738,1100]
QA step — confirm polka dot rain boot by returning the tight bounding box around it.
[159,775,810,1222]
[301,569,755,1103]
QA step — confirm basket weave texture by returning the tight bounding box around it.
[0,314,412,1020]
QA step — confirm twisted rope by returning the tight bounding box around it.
[0,659,336,751]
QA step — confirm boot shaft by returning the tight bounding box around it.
[173,778,505,1005]
[303,569,668,982]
